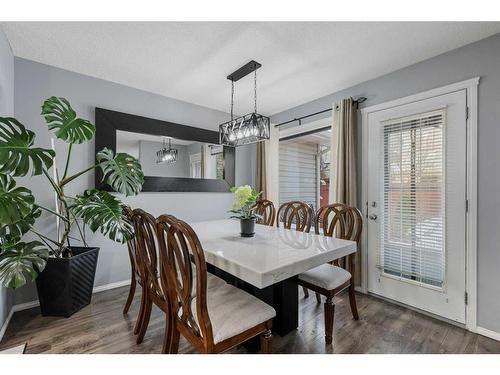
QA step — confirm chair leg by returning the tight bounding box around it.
[315,292,321,304]
[348,284,359,320]
[169,327,180,354]
[324,297,335,345]
[123,278,136,314]
[134,287,146,334]
[303,287,309,298]
[136,297,153,344]
[260,329,272,353]
[161,312,171,354]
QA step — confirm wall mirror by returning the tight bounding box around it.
[95,108,235,192]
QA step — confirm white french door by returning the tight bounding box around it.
[366,90,467,323]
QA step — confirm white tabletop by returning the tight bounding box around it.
[188,219,357,289]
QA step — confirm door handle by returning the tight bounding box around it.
[369,214,377,221]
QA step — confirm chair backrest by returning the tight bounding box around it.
[156,215,214,350]
[131,209,165,303]
[124,207,140,281]
[276,201,313,232]
[314,204,363,270]
[255,199,276,226]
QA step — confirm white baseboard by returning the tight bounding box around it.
[92,279,131,293]
[476,326,500,342]
[0,308,14,343]
[10,279,132,315]
[12,300,40,313]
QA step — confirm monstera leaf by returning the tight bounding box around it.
[0,207,41,240]
[0,174,35,226]
[96,148,144,196]
[42,96,96,144]
[0,117,55,176]
[0,238,49,289]
[71,189,134,243]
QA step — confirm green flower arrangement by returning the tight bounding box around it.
[229,185,261,220]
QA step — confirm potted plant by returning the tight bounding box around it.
[0,97,144,317]
[229,185,261,237]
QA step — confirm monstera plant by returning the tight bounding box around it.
[0,97,144,292]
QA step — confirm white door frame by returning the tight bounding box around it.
[360,77,479,332]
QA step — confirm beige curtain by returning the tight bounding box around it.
[265,123,280,205]
[256,141,267,199]
[331,97,360,285]
[333,98,357,206]
[255,123,279,204]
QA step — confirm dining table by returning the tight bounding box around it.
[188,219,357,337]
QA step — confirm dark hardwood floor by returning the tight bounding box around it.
[1,286,499,354]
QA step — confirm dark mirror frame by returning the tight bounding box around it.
[95,108,235,192]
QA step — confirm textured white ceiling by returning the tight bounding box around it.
[2,22,500,115]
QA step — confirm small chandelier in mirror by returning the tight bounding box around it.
[156,137,178,164]
[219,60,270,147]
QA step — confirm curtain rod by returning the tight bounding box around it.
[274,97,367,127]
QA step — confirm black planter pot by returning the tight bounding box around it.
[36,247,99,318]
[240,218,256,237]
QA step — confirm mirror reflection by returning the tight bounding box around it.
[116,130,225,179]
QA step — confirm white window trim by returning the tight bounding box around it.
[360,77,479,334]
[189,152,202,178]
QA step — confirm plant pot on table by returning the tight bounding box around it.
[240,218,256,237]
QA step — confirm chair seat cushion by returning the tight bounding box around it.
[206,273,227,291]
[192,284,276,344]
[299,264,351,290]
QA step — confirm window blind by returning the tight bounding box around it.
[379,109,446,288]
[279,140,318,209]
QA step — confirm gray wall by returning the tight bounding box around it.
[271,33,500,333]
[12,57,256,304]
[0,28,14,336]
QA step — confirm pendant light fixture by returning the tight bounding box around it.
[156,137,178,164]
[219,60,270,147]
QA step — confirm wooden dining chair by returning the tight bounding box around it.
[131,210,227,352]
[123,207,152,338]
[130,209,171,349]
[157,215,276,354]
[297,204,363,344]
[255,199,276,226]
[277,201,314,297]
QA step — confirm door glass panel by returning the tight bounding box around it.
[380,110,445,288]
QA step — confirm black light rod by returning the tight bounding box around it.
[274,97,367,127]
[227,60,262,82]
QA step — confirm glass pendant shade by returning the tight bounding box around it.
[219,112,270,147]
[156,138,178,164]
